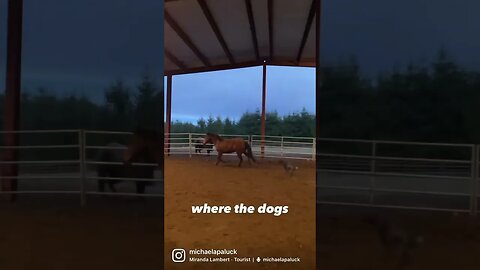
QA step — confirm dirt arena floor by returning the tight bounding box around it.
[317,205,480,270]
[0,196,163,270]
[164,155,316,270]
[5,157,480,270]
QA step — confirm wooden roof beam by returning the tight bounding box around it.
[165,10,211,67]
[165,60,264,76]
[268,0,274,61]
[198,0,235,64]
[296,0,316,64]
[245,0,260,60]
[165,49,187,70]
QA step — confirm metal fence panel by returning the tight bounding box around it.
[1,129,479,215]
[317,139,477,214]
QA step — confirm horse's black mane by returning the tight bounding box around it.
[206,132,222,141]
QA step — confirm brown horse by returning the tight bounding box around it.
[124,128,163,166]
[203,133,256,167]
[122,128,163,193]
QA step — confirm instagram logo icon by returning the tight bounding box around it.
[172,249,186,263]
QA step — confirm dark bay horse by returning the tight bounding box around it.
[123,128,163,192]
[96,141,157,194]
[96,128,162,194]
[124,128,163,166]
[203,133,256,167]
[96,142,127,193]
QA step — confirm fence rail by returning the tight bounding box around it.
[165,133,316,160]
[0,129,163,204]
[0,130,479,215]
[317,139,478,215]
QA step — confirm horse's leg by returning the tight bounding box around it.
[98,167,106,192]
[108,181,117,193]
[108,165,124,193]
[216,153,224,165]
[98,179,105,192]
[241,147,250,165]
[136,167,154,194]
[136,181,146,194]
[237,152,243,167]
[244,151,252,165]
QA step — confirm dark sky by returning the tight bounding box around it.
[0,1,6,85]
[1,0,479,121]
[321,0,480,74]
[0,0,163,102]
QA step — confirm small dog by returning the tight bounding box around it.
[279,160,299,176]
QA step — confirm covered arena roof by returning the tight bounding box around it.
[164,0,318,75]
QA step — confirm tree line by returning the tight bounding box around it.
[0,48,479,145]
[170,109,315,138]
[0,75,163,160]
[0,75,162,133]
[317,49,480,144]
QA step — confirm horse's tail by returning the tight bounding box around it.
[245,141,256,162]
